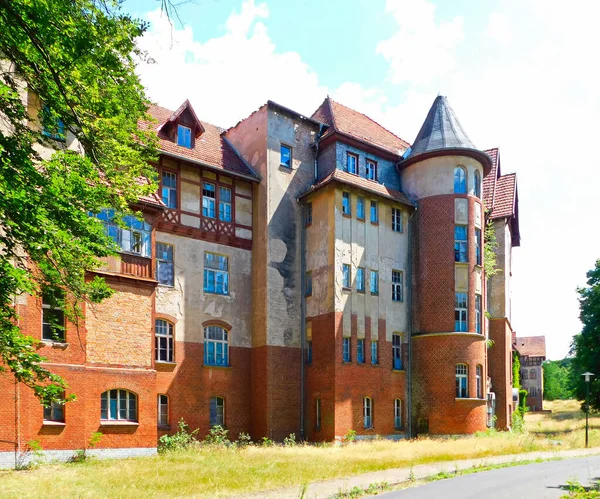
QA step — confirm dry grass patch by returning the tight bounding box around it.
[1,401,598,498]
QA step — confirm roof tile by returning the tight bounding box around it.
[515,336,546,358]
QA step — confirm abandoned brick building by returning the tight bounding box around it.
[0,92,521,463]
[514,335,546,412]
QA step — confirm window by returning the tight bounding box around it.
[454,226,468,262]
[363,397,373,428]
[522,370,529,380]
[370,270,379,294]
[370,201,379,223]
[455,292,468,332]
[356,267,365,292]
[475,228,482,265]
[204,253,229,295]
[177,125,192,148]
[156,243,174,286]
[315,398,321,429]
[101,389,137,422]
[42,290,65,342]
[530,369,537,379]
[306,340,312,365]
[161,171,177,209]
[204,326,229,366]
[280,144,292,168]
[475,294,482,334]
[392,270,403,302]
[456,364,468,398]
[357,197,365,220]
[210,396,225,426]
[305,203,313,226]
[41,106,65,141]
[155,319,174,363]
[476,365,483,399]
[95,210,151,257]
[474,170,481,198]
[43,399,65,423]
[219,187,232,222]
[342,192,351,216]
[346,153,358,174]
[392,208,403,232]
[454,166,467,194]
[366,159,377,180]
[343,337,351,362]
[202,182,216,218]
[305,271,313,296]
[342,264,351,288]
[158,395,169,426]
[392,333,402,370]
[371,341,378,365]
[357,339,365,363]
[529,387,537,397]
[394,399,402,429]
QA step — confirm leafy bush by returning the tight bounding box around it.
[261,436,275,447]
[158,419,198,453]
[511,410,525,433]
[343,429,357,444]
[70,431,103,463]
[204,425,230,447]
[283,433,297,447]
[236,432,253,448]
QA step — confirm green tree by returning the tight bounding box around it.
[543,359,575,401]
[571,260,600,410]
[0,0,157,405]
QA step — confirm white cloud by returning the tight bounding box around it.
[485,12,512,44]
[376,0,464,86]
[136,0,326,128]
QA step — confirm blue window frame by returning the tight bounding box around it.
[177,125,192,148]
[455,292,468,332]
[371,341,378,365]
[204,326,229,366]
[346,153,358,174]
[41,106,65,141]
[454,166,467,194]
[342,192,351,215]
[454,226,468,262]
[357,339,365,363]
[370,270,378,294]
[342,264,351,288]
[392,333,402,370]
[219,186,232,222]
[474,170,481,198]
[475,228,482,265]
[356,267,365,292]
[357,197,365,219]
[370,201,379,223]
[306,340,312,364]
[366,159,377,180]
[204,253,229,295]
[162,171,177,209]
[209,396,225,426]
[202,182,216,218]
[343,337,351,362]
[280,144,292,168]
[475,294,482,334]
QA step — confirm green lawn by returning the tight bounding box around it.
[1,401,598,498]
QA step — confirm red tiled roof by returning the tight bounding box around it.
[482,147,499,210]
[140,104,258,180]
[301,169,413,206]
[311,97,410,156]
[515,336,546,358]
[492,173,517,219]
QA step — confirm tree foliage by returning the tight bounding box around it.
[0,0,157,404]
[571,259,600,410]
[484,220,500,278]
[543,359,576,401]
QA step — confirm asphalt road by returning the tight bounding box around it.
[378,455,600,498]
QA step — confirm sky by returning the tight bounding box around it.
[125,0,600,360]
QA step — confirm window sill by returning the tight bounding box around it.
[392,369,405,373]
[40,340,69,348]
[342,213,352,218]
[454,261,469,266]
[203,291,230,297]
[357,290,365,294]
[157,283,175,289]
[370,221,379,226]
[455,398,485,402]
[100,421,139,426]
[342,287,351,292]
[156,361,177,365]
[357,217,365,222]
[158,424,171,431]
[203,365,232,370]
[42,421,66,427]
[370,292,379,296]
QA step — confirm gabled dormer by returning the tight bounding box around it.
[158,99,205,149]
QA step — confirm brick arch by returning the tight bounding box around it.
[202,319,232,330]
[155,313,178,325]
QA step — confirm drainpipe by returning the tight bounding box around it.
[299,201,307,441]
[406,203,418,439]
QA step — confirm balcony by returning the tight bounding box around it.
[97,253,153,280]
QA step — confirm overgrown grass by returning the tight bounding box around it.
[1,400,598,498]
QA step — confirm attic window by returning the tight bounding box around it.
[177,125,192,148]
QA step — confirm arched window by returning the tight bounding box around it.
[454,166,467,194]
[101,389,137,422]
[155,319,174,363]
[394,399,402,429]
[456,364,468,398]
[204,325,229,366]
[530,369,537,379]
[210,396,225,426]
[363,397,373,428]
[476,365,483,399]
[474,170,481,198]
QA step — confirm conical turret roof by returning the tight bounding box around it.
[400,96,491,171]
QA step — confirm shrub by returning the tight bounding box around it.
[283,433,297,447]
[342,429,357,444]
[261,436,275,447]
[204,425,230,447]
[70,431,103,463]
[158,419,198,453]
[236,432,253,448]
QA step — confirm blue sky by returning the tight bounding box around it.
[127,0,600,360]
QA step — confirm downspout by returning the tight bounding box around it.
[299,201,307,441]
[406,203,418,439]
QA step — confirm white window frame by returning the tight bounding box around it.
[366,159,377,180]
[392,333,402,370]
[370,269,379,294]
[394,399,402,429]
[161,171,177,209]
[204,252,229,295]
[101,389,137,422]
[475,294,482,334]
[43,399,65,422]
[476,365,483,399]
[96,210,151,257]
[455,292,468,332]
[156,242,174,286]
[474,169,481,198]
[392,208,403,232]
[475,228,482,265]
[210,396,225,426]
[158,394,169,426]
[202,182,216,218]
[456,364,468,398]
[392,270,403,302]
[363,397,373,428]
[219,186,232,222]
[155,319,174,363]
[42,292,65,342]
[346,153,358,174]
[454,225,468,263]
[204,326,229,366]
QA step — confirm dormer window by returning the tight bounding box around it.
[177,125,192,148]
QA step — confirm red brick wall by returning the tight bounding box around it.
[412,334,487,434]
[488,318,513,430]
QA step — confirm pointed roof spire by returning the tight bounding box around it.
[400,96,491,172]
